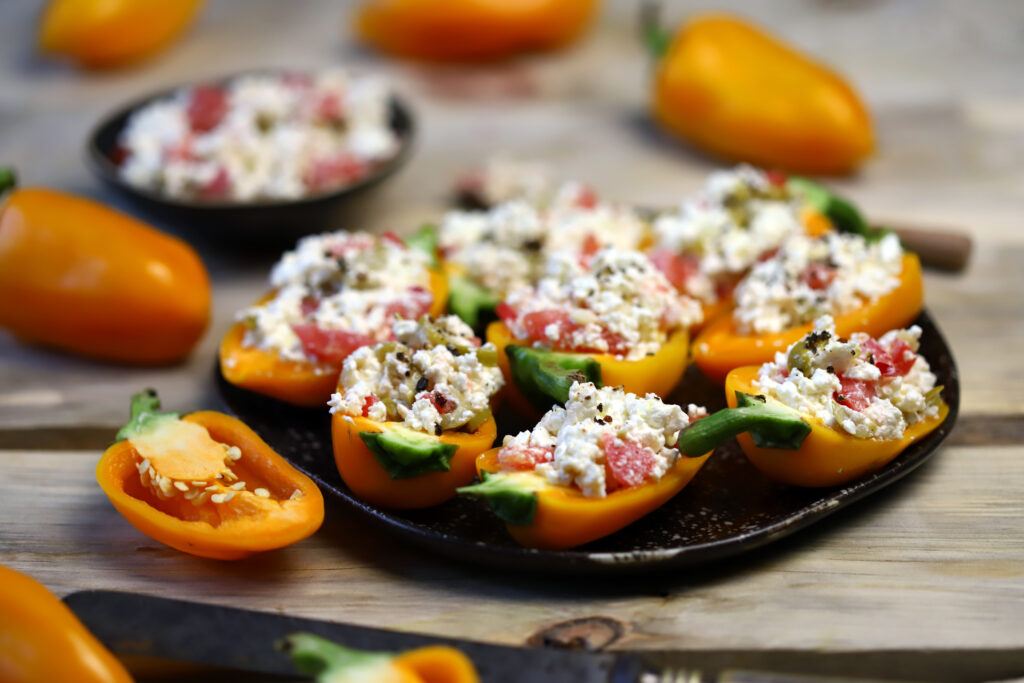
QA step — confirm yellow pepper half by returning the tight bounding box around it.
[0,565,134,683]
[726,366,949,487]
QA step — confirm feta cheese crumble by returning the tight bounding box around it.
[500,248,702,361]
[118,70,399,201]
[328,316,504,434]
[650,165,804,302]
[755,316,942,441]
[238,231,433,363]
[732,232,905,335]
[498,383,706,498]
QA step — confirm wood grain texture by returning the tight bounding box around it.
[1,444,1022,652]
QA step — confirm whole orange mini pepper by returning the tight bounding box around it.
[0,565,133,683]
[282,632,479,683]
[487,320,690,416]
[727,366,949,487]
[460,390,809,549]
[0,170,210,365]
[332,413,497,509]
[97,390,324,560]
[647,11,874,175]
[39,0,204,69]
[355,0,598,62]
[692,252,924,384]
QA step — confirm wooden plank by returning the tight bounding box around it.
[1,444,1022,652]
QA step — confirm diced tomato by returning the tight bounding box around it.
[757,247,781,263]
[313,92,344,121]
[291,324,374,363]
[186,86,228,133]
[282,72,314,89]
[861,338,916,377]
[833,375,876,412]
[381,231,407,248]
[109,144,129,166]
[601,433,658,489]
[800,262,837,290]
[522,309,576,343]
[496,301,517,323]
[497,444,553,472]
[327,234,377,258]
[575,186,598,209]
[361,394,379,418]
[199,167,232,199]
[647,249,700,292]
[600,330,629,356]
[382,286,433,320]
[300,296,320,317]
[304,153,367,193]
[765,169,788,186]
[166,138,196,163]
[427,391,456,415]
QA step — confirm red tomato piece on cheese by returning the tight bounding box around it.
[602,433,658,489]
[187,86,229,133]
[497,444,553,472]
[292,324,374,363]
[833,375,876,411]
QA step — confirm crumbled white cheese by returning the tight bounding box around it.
[502,248,702,361]
[328,316,504,434]
[500,383,692,498]
[755,316,940,440]
[733,232,904,335]
[119,70,398,201]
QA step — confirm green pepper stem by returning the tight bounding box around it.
[114,389,180,442]
[278,632,393,680]
[640,0,672,59]
[0,167,17,196]
[677,392,811,456]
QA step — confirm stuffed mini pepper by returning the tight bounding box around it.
[693,230,923,383]
[439,181,649,329]
[329,315,504,509]
[97,390,324,559]
[460,382,810,549]
[646,165,837,328]
[726,317,949,486]
[220,231,446,406]
[488,248,702,414]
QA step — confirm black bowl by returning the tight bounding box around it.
[86,73,415,246]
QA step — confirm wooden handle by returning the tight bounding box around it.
[882,224,973,273]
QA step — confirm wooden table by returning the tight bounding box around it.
[2,1,1023,680]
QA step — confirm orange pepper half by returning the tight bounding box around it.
[355,0,598,62]
[281,633,479,683]
[39,0,204,69]
[331,413,496,509]
[487,320,690,417]
[466,447,710,550]
[0,565,133,683]
[97,391,324,560]
[726,366,949,487]
[220,268,447,407]
[0,173,210,364]
[649,13,873,175]
[693,253,924,384]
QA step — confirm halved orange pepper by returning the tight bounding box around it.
[487,320,690,416]
[648,12,873,174]
[331,413,496,509]
[0,170,210,365]
[355,0,598,62]
[39,0,204,69]
[97,391,324,560]
[692,253,924,384]
[726,366,949,486]
[0,565,133,683]
[282,632,479,683]
[220,268,447,407]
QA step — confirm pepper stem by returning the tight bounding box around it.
[640,0,672,59]
[114,389,180,442]
[278,633,393,680]
[0,167,17,195]
[677,392,811,457]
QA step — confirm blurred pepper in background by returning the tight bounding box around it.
[355,0,599,62]
[646,9,874,175]
[38,0,204,69]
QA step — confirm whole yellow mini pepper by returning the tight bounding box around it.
[0,565,134,683]
[647,11,874,175]
[39,0,204,69]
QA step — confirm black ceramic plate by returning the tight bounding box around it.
[86,71,415,245]
[217,310,959,575]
